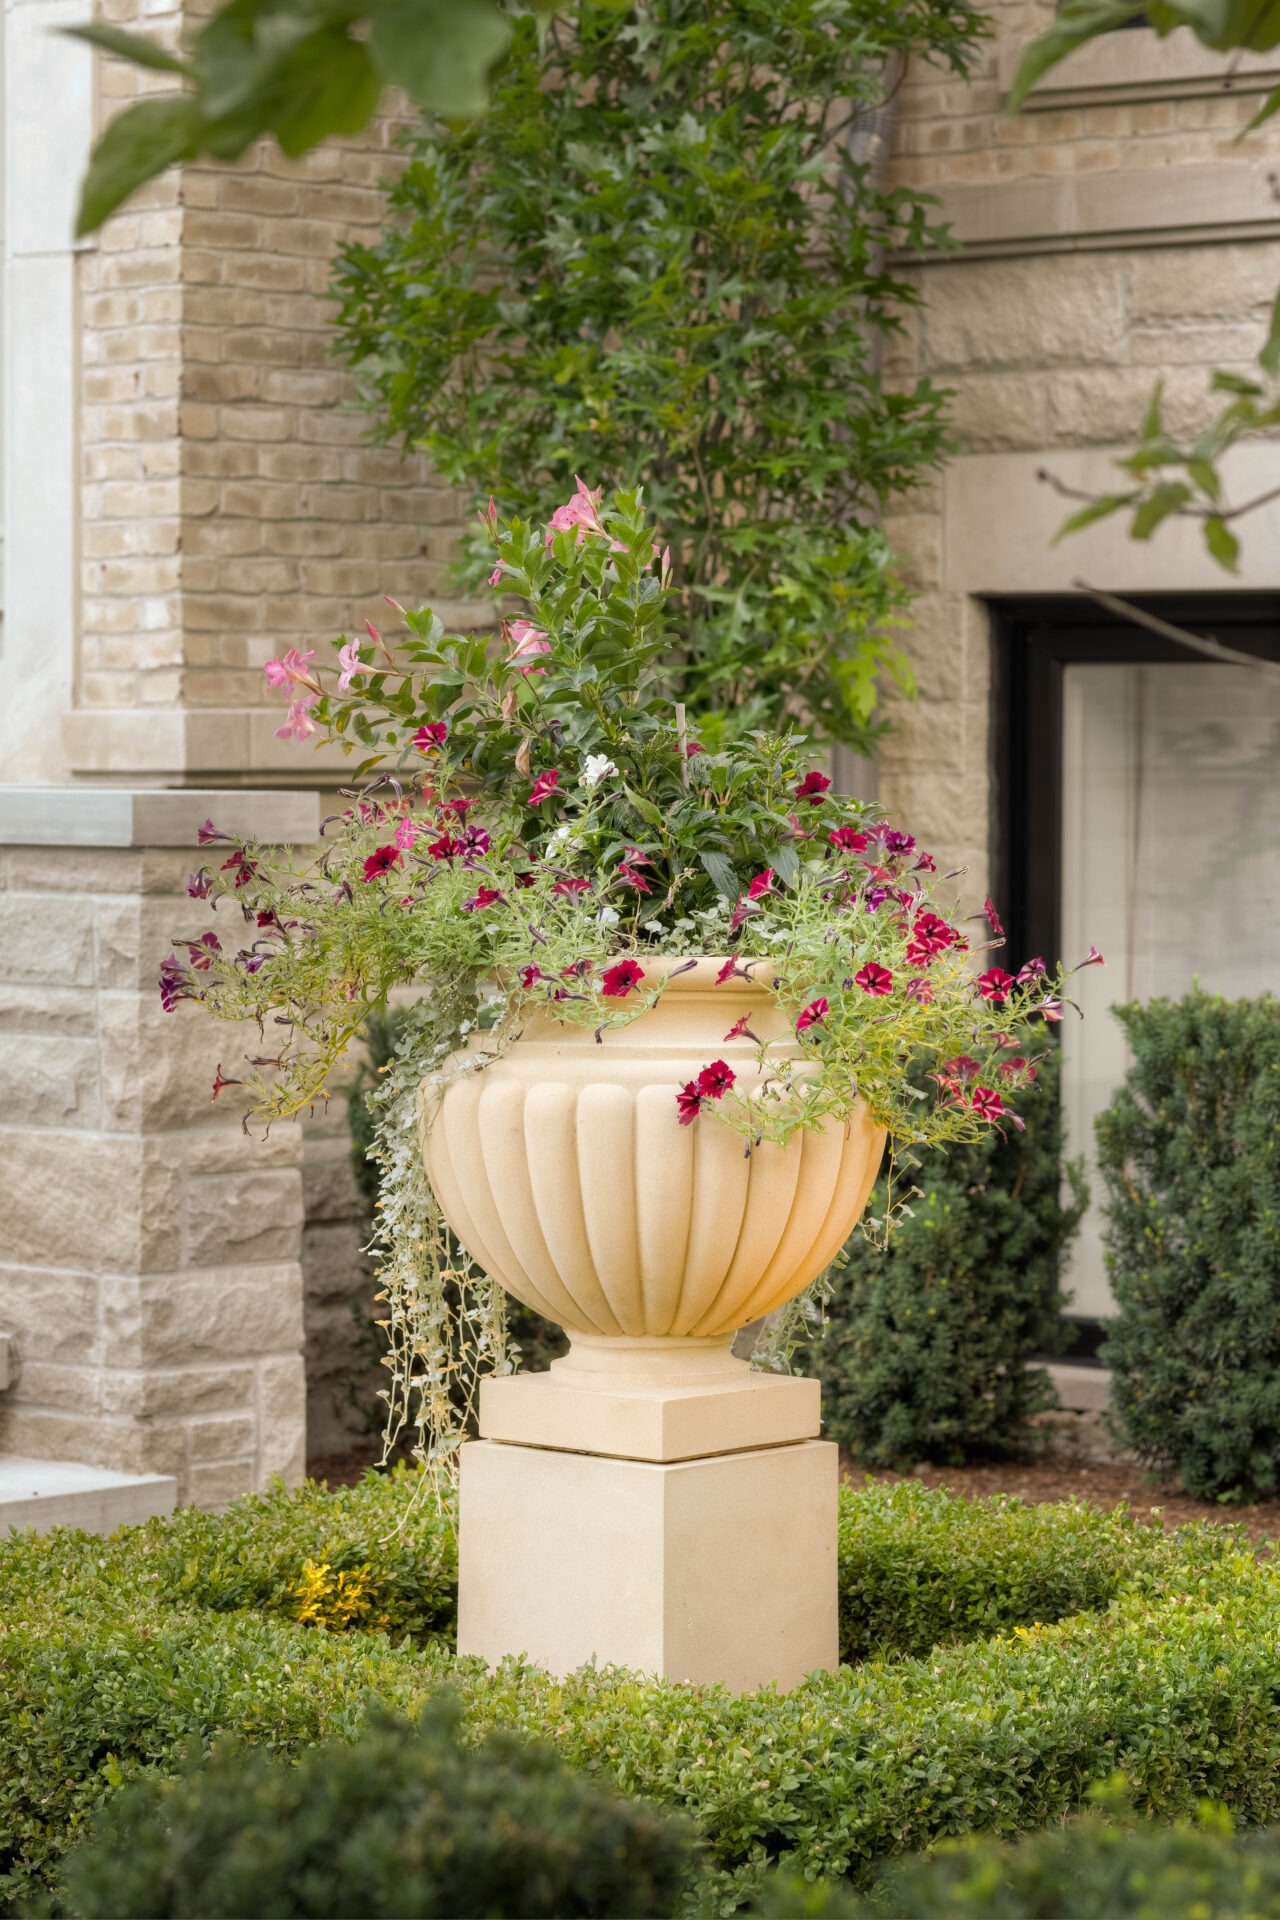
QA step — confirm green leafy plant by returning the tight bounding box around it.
[332,0,984,752]
[1097,989,1280,1501]
[1011,1,1280,569]
[67,0,538,237]
[161,485,1087,1471]
[0,1473,1260,1913]
[811,1049,1085,1467]
[55,1699,697,1919]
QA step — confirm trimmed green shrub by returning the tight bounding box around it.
[0,1474,1258,1911]
[812,1053,1085,1465]
[1098,990,1280,1500]
[55,1701,696,1919]
[843,1798,1280,1918]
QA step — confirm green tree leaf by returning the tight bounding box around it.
[1131,482,1194,539]
[77,96,203,237]
[64,22,190,73]
[370,0,512,115]
[1204,515,1241,570]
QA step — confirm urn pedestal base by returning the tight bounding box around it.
[456,1435,838,1693]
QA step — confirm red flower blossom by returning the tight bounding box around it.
[686,741,706,758]
[616,863,652,895]
[196,819,228,846]
[158,953,190,1012]
[828,827,869,854]
[553,876,591,897]
[362,845,402,882]
[1017,956,1046,985]
[796,997,829,1031]
[913,851,938,874]
[854,963,892,996]
[864,886,890,911]
[676,1080,704,1125]
[527,769,560,806]
[983,895,1005,940]
[970,1086,1004,1121]
[1079,946,1105,969]
[560,958,594,980]
[715,956,739,985]
[462,886,504,912]
[602,959,645,999]
[256,909,277,930]
[905,941,931,969]
[519,964,547,989]
[997,1056,1029,1079]
[186,932,222,971]
[427,834,462,862]
[186,870,212,899]
[911,911,956,956]
[941,1054,981,1084]
[723,1015,751,1041]
[794,771,831,805]
[747,868,775,900]
[221,852,258,888]
[210,1063,242,1102]
[513,869,537,889]
[697,1059,736,1098]
[904,976,934,1005]
[976,968,1014,1004]
[412,723,447,750]
[883,829,915,856]
[443,796,478,818]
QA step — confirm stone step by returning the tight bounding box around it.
[0,1456,177,1537]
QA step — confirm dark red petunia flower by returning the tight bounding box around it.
[723,1015,751,1041]
[904,940,931,969]
[462,886,504,912]
[715,956,739,985]
[676,1080,704,1125]
[427,834,462,862]
[560,958,594,980]
[970,1086,1004,1121]
[186,932,222,971]
[911,911,956,956]
[519,964,548,989]
[913,851,938,874]
[443,796,477,818]
[794,771,832,805]
[527,769,560,807]
[997,1056,1028,1079]
[976,967,1015,1004]
[796,996,829,1031]
[940,1054,981,1084]
[256,909,278,930]
[854,963,892,996]
[221,852,258,888]
[210,1063,243,1101]
[747,868,774,900]
[883,829,915,856]
[196,818,229,846]
[513,868,538,889]
[553,876,591,897]
[158,953,191,1012]
[413,723,448,750]
[686,741,706,758]
[362,845,402,882]
[904,976,934,1005]
[1017,956,1046,985]
[696,1059,736,1098]
[616,863,652,895]
[187,870,212,899]
[828,827,869,854]
[602,959,645,999]
[459,826,491,858]
[983,895,1006,940]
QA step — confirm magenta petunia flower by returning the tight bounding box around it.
[412,723,447,750]
[602,959,645,999]
[970,1086,1004,1121]
[459,825,492,859]
[553,876,591,897]
[941,1054,981,1084]
[997,1056,1030,1079]
[723,1015,751,1041]
[747,869,774,900]
[394,818,419,852]
[221,852,258,889]
[519,964,548,989]
[462,885,504,912]
[829,827,869,854]
[443,796,478,818]
[976,968,1015,1005]
[527,769,560,807]
[911,911,956,956]
[428,834,461,861]
[158,953,190,1012]
[883,829,915,856]
[187,870,212,899]
[796,996,829,1031]
[1017,956,1047,984]
[854,963,893,996]
[616,863,652,895]
[863,886,890,911]
[196,819,228,846]
[676,1080,704,1125]
[983,896,1006,940]
[686,741,706,758]
[185,932,222,972]
[904,976,934,1005]
[362,845,402,881]
[794,771,832,805]
[913,851,938,874]
[1079,946,1105,969]
[715,956,739,985]
[697,1059,736,1098]
[210,1063,242,1101]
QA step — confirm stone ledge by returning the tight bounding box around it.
[0,786,321,848]
[0,1455,176,1536]
[61,708,353,779]
[1048,1361,1112,1415]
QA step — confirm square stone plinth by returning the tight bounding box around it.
[479,1365,819,1463]
[458,1437,838,1692]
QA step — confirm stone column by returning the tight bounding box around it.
[0,787,318,1506]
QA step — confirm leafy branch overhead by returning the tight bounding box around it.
[1012,0,1280,569]
[67,0,540,236]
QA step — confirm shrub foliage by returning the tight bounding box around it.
[331,0,984,751]
[1098,990,1280,1499]
[57,1701,696,1919]
[812,1052,1085,1466]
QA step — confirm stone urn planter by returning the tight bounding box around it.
[418,956,887,1693]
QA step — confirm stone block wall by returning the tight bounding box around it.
[0,794,317,1504]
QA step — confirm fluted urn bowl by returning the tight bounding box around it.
[418,957,886,1341]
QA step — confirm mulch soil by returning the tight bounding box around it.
[306,1449,1280,1551]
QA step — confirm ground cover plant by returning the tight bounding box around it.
[1098,990,1280,1500]
[810,1049,1085,1467]
[0,1473,1263,1912]
[332,0,984,754]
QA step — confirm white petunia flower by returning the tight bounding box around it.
[596,906,620,928]
[582,753,619,790]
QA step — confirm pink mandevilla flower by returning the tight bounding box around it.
[796,997,829,1032]
[545,476,604,544]
[509,620,553,674]
[855,963,893,996]
[337,640,374,694]
[976,968,1015,1005]
[263,646,316,689]
[275,698,318,742]
[601,959,645,999]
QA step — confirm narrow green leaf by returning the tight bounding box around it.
[1052,491,1139,542]
[76,96,203,237]
[1006,1,1145,110]
[1204,515,1241,571]
[1260,285,1280,378]
[64,22,191,74]
[1131,481,1194,540]
[1140,377,1165,443]
[1187,458,1221,501]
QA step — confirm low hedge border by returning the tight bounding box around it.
[0,1472,1265,1911]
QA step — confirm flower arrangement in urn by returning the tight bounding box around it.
[164,484,1099,1470]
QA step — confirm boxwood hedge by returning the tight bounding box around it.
[0,1470,1268,1912]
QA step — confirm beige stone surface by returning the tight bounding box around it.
[480,1336,820,1463]
[458,1438,839,1692]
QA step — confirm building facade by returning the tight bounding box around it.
[1,0,1278,1498]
